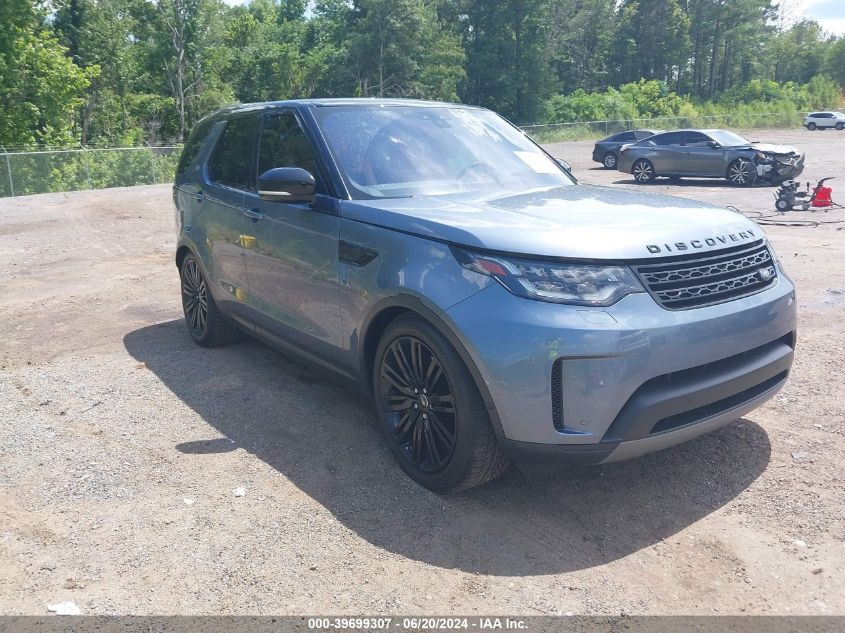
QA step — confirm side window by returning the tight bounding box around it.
[209,116,259,191]
[685,131,711,147]
[613,132,636,142]
[177,118,214,176]
[258,113,323,193]
[652,132,685,146]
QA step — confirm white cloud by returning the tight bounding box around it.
[798,0,845,34]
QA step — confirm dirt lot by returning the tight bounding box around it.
[1,128,844,616]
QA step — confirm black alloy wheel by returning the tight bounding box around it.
[182,257,208,338]
[378,335,457,473]
[373,315,509,492]
[179,253,240,347]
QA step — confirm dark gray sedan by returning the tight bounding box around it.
[617,129,805,186]
[591,129,659,169]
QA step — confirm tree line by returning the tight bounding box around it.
[2,0,844,149]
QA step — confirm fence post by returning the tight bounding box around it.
[2,147,13,197]
[147,144,156,184]
[84,149,91,189]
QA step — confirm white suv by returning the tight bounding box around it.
[804,111,845,130]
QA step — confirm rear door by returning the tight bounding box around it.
[649,131,686,174]
[240,110,343,359]
[610,131,636,151]
[200,115,260,327]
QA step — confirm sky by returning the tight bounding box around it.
[799,0,845,35]
[220,0,845,36]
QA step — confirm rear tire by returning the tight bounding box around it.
[632,159,656,183]
[807,122,817,130]
[602,152,618,169]
[180,253,241,347]
[727,159,755,187]
[373,315,509,492]
[775,198,790,212]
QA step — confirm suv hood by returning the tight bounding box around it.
[340,185,763,260]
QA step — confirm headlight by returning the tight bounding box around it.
[452,248,645,306]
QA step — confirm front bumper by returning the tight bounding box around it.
[443,270,796,464]
[756,153,805,181]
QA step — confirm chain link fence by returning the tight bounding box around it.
[519,111,808,143]
[0,146,181,198]
[0,110,815,197]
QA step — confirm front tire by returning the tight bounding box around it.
[373,315,508,492]
[836,122,844,131]
[180,254,240,347]
[602,152,618,169]
[632,159,656,183]
[727,159,755,187]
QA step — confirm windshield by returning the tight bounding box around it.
[312,105,573,199]
[708,130,751,146]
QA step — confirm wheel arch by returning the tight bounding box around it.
[176,244,193,269]
[359,294,506,439]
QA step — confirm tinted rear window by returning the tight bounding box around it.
[209,117,259,191]
[176,118,214,176]
[651,132,685,146]
[610,132,636,142]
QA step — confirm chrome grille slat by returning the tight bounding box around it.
[634,241,777,310]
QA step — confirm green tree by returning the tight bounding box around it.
[546,0,615,93]
[347,0,464,100]
[459,0,554,123]
[613,0,690,87]
[0,0,93,147]
[825,37,845,92]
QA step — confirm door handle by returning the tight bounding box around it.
[194,189,204,202]
[242,208,264,221]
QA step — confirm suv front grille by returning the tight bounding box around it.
[633,241,777,310]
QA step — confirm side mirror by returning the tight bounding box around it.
[707,141,721,149]
[555,158,572,173]
[257,167,315,203]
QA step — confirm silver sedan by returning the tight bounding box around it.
[617,129,805,186]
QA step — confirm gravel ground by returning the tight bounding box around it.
[0,128,843,616]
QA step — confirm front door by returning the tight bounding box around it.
[241,111,342,360]
[201,116,260,327]
[682,131,725,177]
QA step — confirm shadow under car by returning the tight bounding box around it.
[124,319,771,576]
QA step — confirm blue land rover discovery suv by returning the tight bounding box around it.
[173,99,796,492]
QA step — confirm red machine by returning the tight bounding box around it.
[811,181,833,207]
[775,177,836,211]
